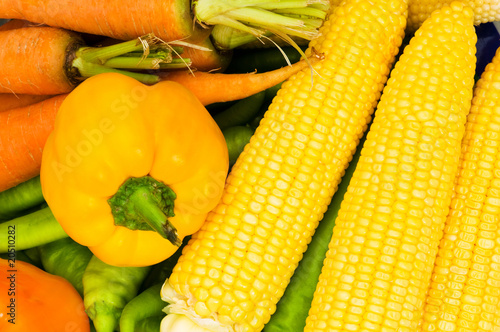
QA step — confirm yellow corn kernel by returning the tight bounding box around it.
[330,0,500,33]
[407,0,500,32]
[420,45,500,332]
[304,2,476,332]
[159,0,408,330]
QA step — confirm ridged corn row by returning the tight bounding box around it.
[420,47,500,332]
[408,0,500,32]
[304,3,477,332]
[159,0,408,330]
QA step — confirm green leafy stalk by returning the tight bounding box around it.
[196,0,330,50]
[70,34,191,84]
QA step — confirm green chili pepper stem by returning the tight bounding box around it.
[0,207,68,253]
[119,283,166,332]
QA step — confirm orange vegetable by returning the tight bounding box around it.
[0,19,35,31]
[0,258,90,331]
[0,27,181,95]
[0,59,310,192]
[0,94,67,192]
[0,94,56,112]
[160,56,318,105]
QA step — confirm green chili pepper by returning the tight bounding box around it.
[119,283,166,332]
[82,255,151,332]
[213,91,266,131]
[262,136,364,332]
[0,206,68,253]
[38,237,93,296]
[222,126,255,167]
[0,175,45,220]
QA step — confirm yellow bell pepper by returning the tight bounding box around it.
[40,73,229,267]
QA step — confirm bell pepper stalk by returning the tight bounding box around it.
[40,72,229,267]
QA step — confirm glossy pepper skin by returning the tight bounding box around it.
[40,73,229,267]
[0,258,90,331]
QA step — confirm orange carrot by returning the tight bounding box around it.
[92,35,232,74]
[0,26,188,95]
[0,94,56,112]
[0,0,327,51]
[0,19,37,31]
[0,27,80,94]
[0,0,210,44]
[0,59,315,191]
[0,94,67,192]
[180,36,232,72]
[160,57,319,105]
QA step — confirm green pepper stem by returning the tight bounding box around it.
[107,176,181,247]
[128,187,182,247]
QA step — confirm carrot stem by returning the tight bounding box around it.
[158,59,193,69]
[104,57,170,70]
[103,57,192,70]
[71,59,160,85]
[77,34,157,63]
[72,34,192,84]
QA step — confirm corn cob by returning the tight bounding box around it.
[328,0,500,33]
[303,2,477,332]
[420,46,500,332]
[408,0,500,32]
[159,0,408,330]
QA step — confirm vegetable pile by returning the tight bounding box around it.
[1,0,500,332]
